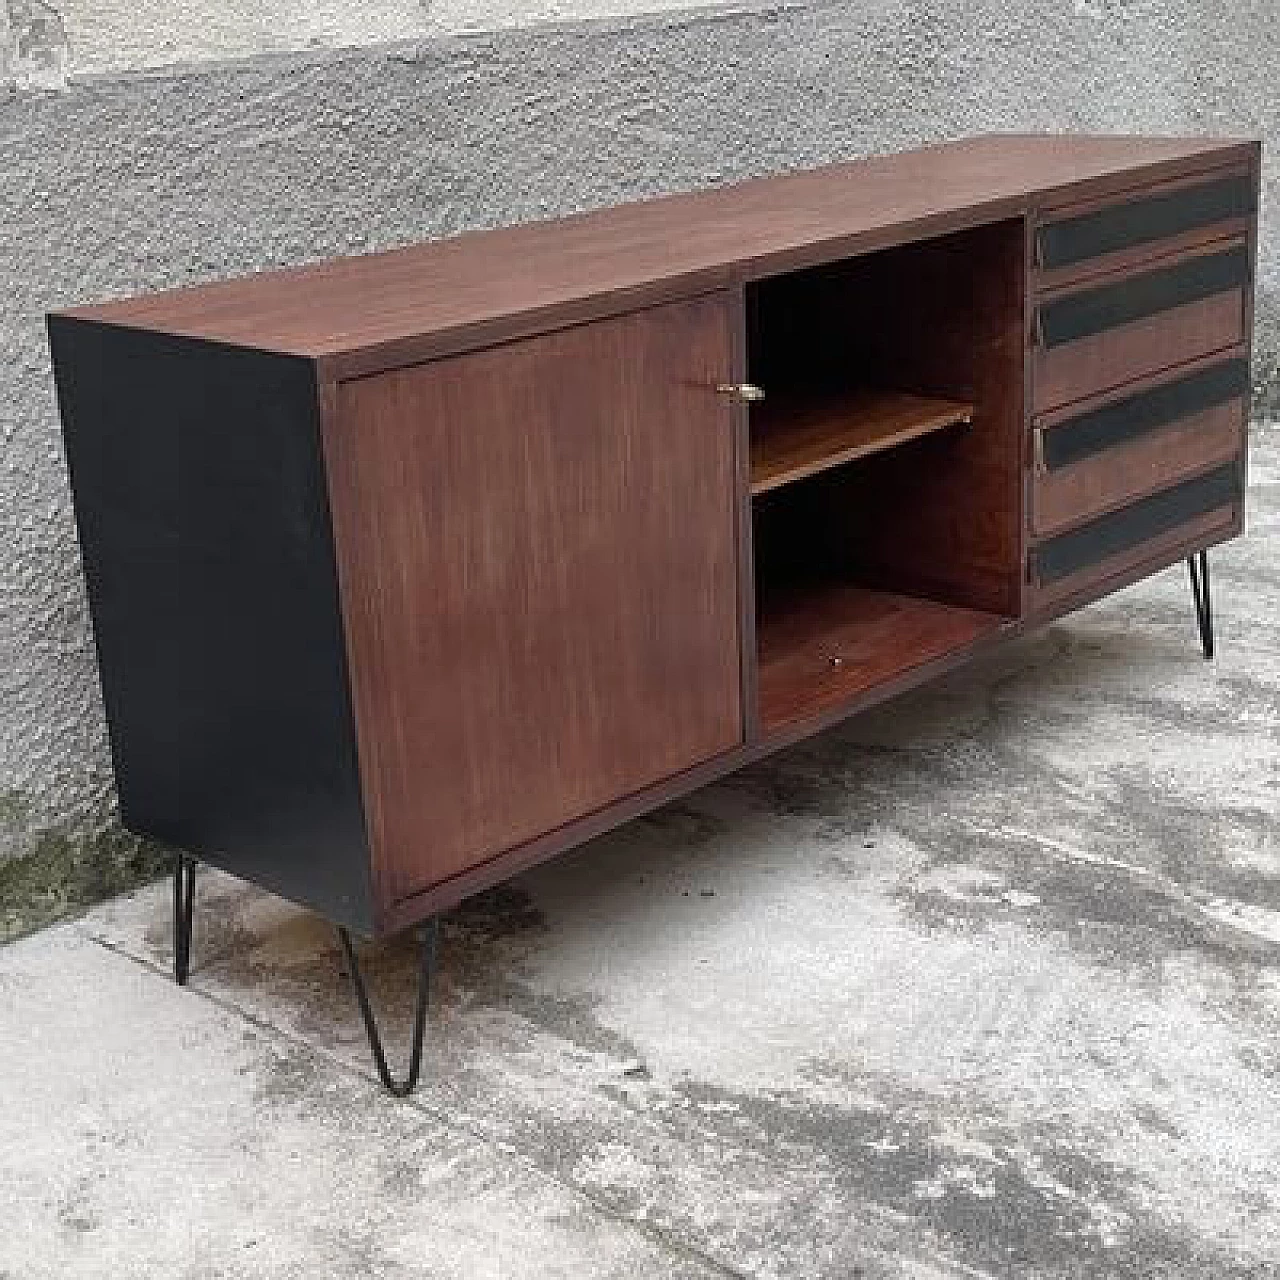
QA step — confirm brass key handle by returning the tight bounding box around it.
[716,382,766,402]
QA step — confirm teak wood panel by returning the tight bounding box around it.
[749,389,974,495]
[63,135,1255,376]
[1026,506,1236,620]
[1029,462,1239,586]
[749,220,1027,618]
[324,297,744,906]
[1032,400,1244,537]
[1034,290,1245,414]
[1032,165,1253,293]
[756,586,1001,734]
[1034,223,1251,297]
[1032,240,1248,414]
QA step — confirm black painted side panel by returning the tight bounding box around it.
[1037,175,1255,270]
[1037,246,1249,348]
[1041,358,1250,470]
[1033,463,1240,584]
[48,318,375,932]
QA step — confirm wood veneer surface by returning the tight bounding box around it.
[63,135,1252,373]
[1034,290,1246,414]
[755,219,1026,617]
[1033,402,1244,537]
[1026,507,1236,616]
[324,295,744,905]
[1032,163,1253,292]
[749,390,974,495]
[757,585,1002,734]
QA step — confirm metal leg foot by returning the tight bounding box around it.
[337,920,438,1098]
[173,855,196,985]
[1188,550,1214,660]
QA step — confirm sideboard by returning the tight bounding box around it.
[48,133,1260,1093]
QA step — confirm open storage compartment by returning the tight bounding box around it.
[747,220,1026,736]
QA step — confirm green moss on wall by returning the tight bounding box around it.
[0,799,170,943]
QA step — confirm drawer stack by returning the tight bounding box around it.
[1027,168,1255,612]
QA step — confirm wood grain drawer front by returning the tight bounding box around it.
[326,295,745,906]
[1032,356,1249,537]
[1033,243,1249,413]
[1030,462,1240,587]
[1035,172,1254,283]
[1026,506,1235,622]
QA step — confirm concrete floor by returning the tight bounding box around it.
[2,435,1278,1279]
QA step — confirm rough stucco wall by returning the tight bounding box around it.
[1,1,68,89]
[43,0,718,74]
[0,0,1277,931]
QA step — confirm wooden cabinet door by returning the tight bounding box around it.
[325,295,743,906]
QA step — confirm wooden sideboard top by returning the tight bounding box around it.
[60,133,1256,378]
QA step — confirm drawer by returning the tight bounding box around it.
[1032,242,1249,413]
[1032,355,1249,537]
[1028,462,1240,607]
[1034,170,1255,290]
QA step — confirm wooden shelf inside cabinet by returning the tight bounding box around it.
[749,389,975,497]
[756,584,1003,735]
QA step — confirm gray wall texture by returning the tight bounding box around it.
[1,0,1277,935]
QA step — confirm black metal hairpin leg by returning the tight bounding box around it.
[1187,550,1214,660]
[337,920,438,1098]
[173,855,196,985]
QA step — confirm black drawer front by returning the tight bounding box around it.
[1033,463,1239,583]
[1037,246,1249,349]
[1037,175,1255,271]
[1041,358,1250,471]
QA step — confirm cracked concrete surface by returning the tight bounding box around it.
[1,433,1275,1278]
